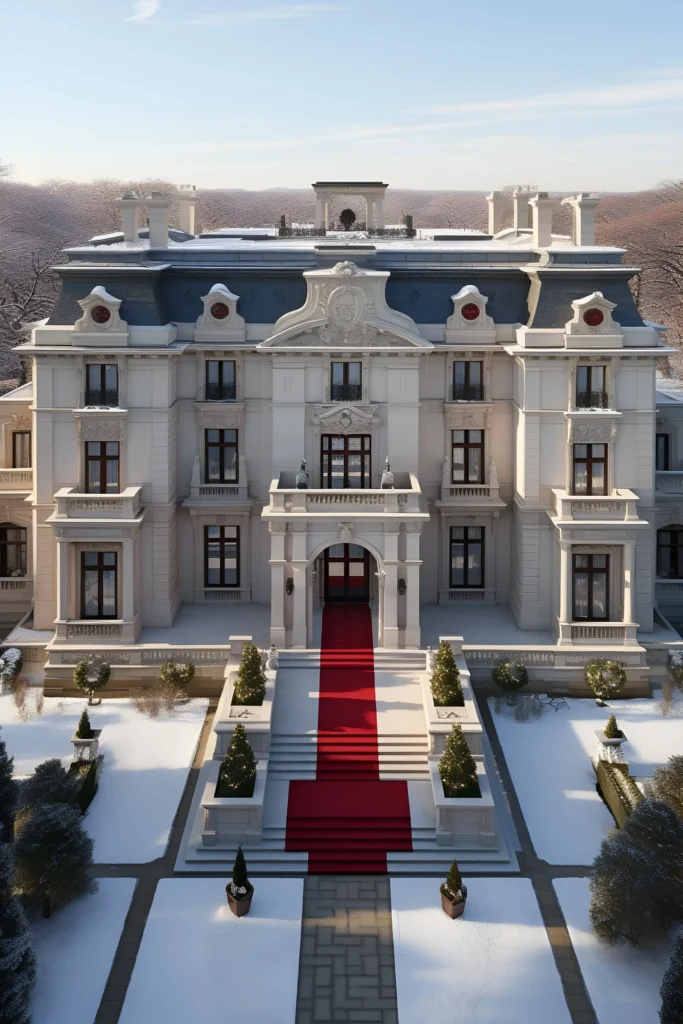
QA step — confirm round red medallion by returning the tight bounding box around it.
[583,307,604,327]
[91,305,111,324]
[461,302,480,321]
[210,302,230,320]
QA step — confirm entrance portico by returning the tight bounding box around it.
[312,181,389,231]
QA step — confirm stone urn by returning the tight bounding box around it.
[440,883,467,920]
[226,882,254,918]
[71,729,102,762]
[594,728,627,748]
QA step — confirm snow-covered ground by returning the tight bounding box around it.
[555,878,675,1024]
[391,877,572,1024]
[0,693,207,862]
[119,878,303,1024]
[489,696,683,865]
[30,877,134,1024]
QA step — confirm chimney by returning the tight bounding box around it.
[145,192,171,248]
[115,191,140,243]
[561,193,600,246]
[512,188,535,232]
[487,191,503,235]
[529,192,557,248]
[177,185,197,235]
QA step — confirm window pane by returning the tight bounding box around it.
[574,462,588,494]
[223,361,235,385]
[593,366,605,391]
[451,543,464,586]
[348,544,365,558]
[102,569,116,616]
[87,365,100,390]
[591,463,606,495]
[13,433,30,468]
[330,455,345,488]
[331,363,344,386]
[207,447,220,481]
[591,444,606,458]
[206,361,219,384]
[468,448,482,482]
[452,447,464,482]
[469,527,482,539]
[105,365,118,391]
[469,362,482,386]
[83,570,100,617]
[467,542,482,586]
[106,459,118,493]
[577,366,589,393]
[225,526,237,539]
[223,430,237,444]
[87,461,101,492]
[363,437,370,451]
[575,445,587,459]
[593,555,607,569]
[222,449,237,482]
[454,362,466,387]
[348,362,361,386]
[84,552,98,567]
[453,430,465,444]
[468,430,483,443]
[328,544,345,557]
[106,442,118,457]
[331,438,344,451]
[659,548,672,576]
[574,573,588,618]
[575,555,588,569]
[87,442,100,456]
[103,552,116,567]
[347,454,362,487]
[207,430,219,443]
[348,438,361,451]
[452,528,464,540]
[592,572,607,619]
[207,526,220,539]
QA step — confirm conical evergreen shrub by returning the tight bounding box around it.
[660,934,683,1024]
[0,729,17,843]
[76,709,94,740]
[13,802,96,917]
[232,846,252,891]
[603,714,621,739]
[232,643,266,706]
[438,724,480,798]
[445,860,464,896]
[430,641,464,707]
[216,724,257,798]
[0,843,36,1024]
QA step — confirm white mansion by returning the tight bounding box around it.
[1,182,681,691]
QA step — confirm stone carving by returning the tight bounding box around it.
[75,416,126,443]
[571,501,620,514]
[338,522,353,542]
[266,644,279,670]
[570,420,617,444]
[12,414,31,430]
[65,623,123,639]
[565,292,620,337]
[312,404,379,436]
[196,404,244,429]
[74,286,127,334]
[268,521,287,534]
[194,283,246,343]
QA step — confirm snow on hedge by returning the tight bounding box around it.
[391,877,572,1024]
[555,877,676,1024]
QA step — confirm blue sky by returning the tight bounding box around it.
[2,0,683,190]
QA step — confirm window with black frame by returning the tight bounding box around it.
[330,362,362,402]
[81,551,117,619]
[12,431,30,468]
[321,435,371,488]
[0,523,26,577]
[204,525,240,587]
[450,526,484,588]
[85,442,119,494]
[657,527,683,578]
[453,361,483,401]
[656,433,670,471]
[576,365,607,408]
[205,429,238,482]
[572,553,609,620]
[452,430,484,484]
[205,360,236,401]
[572,443,607,495]
[85,364,118,406]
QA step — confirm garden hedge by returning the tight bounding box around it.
[596,759,643,829]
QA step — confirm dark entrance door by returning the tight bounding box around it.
[324,544,370,602]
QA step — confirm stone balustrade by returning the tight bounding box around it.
[53,485,143,519]
[0,467,33,491]
[552,488,640,522]
[266,471,424,518]
[656,471,683,494]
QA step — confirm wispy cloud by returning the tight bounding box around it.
[126,0,160,21]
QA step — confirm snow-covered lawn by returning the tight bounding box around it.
[555,878,675,1024]
[489,696,683,865]
[30,877,134,1024]
[119,878,303,1024]
[0,693,207,862]
[391,877,572,1024]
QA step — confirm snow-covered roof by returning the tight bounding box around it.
[0,381,32,403]
[655,372,683,405]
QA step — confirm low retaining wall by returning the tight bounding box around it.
[465,645,650,697]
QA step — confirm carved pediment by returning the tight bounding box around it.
[312,404,379,434]
[258,262,431,350]
[195,402,245,429]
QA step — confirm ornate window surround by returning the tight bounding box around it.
[310,404,380,487]
[194,402,245,485]
[69,541,123,622]
[187,508,251,603]
[195,350,244,402]
[444,350,493,404]
[77,354,127,409]
[438,511,499,604]
[1,413,31,470]
[570,543,622,622]
[323,352,370,403]
[443,402,492,486]
[567,354,618,412]
[564,411,620,497]
[73,410,128,492]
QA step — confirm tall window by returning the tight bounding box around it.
[573,553,609,621]
[12,432,31,468]
[81,552,117,619]
[321,435,371,488]
[453,361,483,401]
[450,526,484,588]
[657,527,683,578]
[331,362,362,402]
[205,526,240,587]
[656,434,670,471]
[85,442,119,494]
[205,429,238,482]
[452,430,484,484]
[85,364,118,407]
[0,523,26,577]
[572,443,607,495]
[576,365,607,409]
[205,360,236,401]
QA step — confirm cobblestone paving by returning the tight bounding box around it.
[295,875,399,1024]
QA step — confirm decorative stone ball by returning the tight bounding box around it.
[583,307,604,327]
[210,302,230,320]
[461,303,480,321]
[91,305,111,324]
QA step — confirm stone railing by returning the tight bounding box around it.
[265,472,425,517]
[187,454,250,504]
[438,460,504,507]
[567,622,639,644]
[656,471,683,494]
[552,488,640,522]
[48,644,231,666]
[53,485,143,519]
[0,468,33,491]
[655,578,683,598]
[0,578,30,591]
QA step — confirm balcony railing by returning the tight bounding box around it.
[0,468,32,491]
[84,389,119,407]
[576,390,609,409]
[656,471,683,494]
[330,383,362,403]
[52,486,143,520]
[265,471,426,518]
[205,382,237,402]
[452,384,484,402]
[552,489,640,522]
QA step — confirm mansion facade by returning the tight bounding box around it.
[1,183,681,684]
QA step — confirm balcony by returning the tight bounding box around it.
[84,388,119,407]
[437,460,505,511]
[205,382,237,402]
[558,621,640,645]
[655,578,683,602]
[184,455,250,506]
[52,486,143,520]
[330,383,362,403]
[575,390,609,410]
[264,471,427,519]
[552,489,641,523]
[452,384,485,402]
[0,468,32,492]
[656,471,683,495]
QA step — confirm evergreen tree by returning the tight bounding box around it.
[17,759,78,822]
[231,846,252,893]
[13,803,96,918]
[604,714,621,739]
[590,799,683,947]
[0,730,17,843]
[445,860,464,897]
[217,724,257,798]
[660,934,683,1024]
[0,843,36,1024]
[430,641,464,707]
[75,709,94,740]
[232,643,266,706]
[649,756,683,822]
[438,724,480,798]
[339,208,356,230]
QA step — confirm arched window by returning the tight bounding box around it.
[657,526,683,579]
[0,523,27,578]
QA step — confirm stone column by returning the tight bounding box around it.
[269,523,287,648]
[383,525,401,648]
[56,538,69,621]
[365,197,374,230]
[315,196,325,230]
[307,567,317,649]
[290,524,308,648]
[376,570,386,647]
[404,524,422,648]
[122,537,135,622]
[375,195,385,230]
[559,540,571,624]
[623,540,635,623]
[324,201,330,231]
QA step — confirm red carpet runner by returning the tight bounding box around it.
[286,604,412,873]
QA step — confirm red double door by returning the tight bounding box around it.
[324,544,370,603]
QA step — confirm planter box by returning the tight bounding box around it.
[213,668,276,758]
[71,728,102,762]
[200,758,267,848]
[428,757,497,850]
[420,654,483,756]
[594,728,627,747]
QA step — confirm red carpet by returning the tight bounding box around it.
[286,604,412,873]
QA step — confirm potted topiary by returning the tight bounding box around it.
[492,660,528,698]
[159,659,195,701]
[73,658,110,706]
[585,659,626,706]
[596,712,627,748]
[215,724,257,798]
[226,846,254,917]
[232,642,266,707]
[438,724,481,798]
[71,708,102,762]
[430,640,464,707]
[440,859,468,919]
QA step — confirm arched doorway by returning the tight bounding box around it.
[306,540,383,648]
[323,543,370,603]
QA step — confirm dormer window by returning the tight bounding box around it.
[205,360,236,401]
[576,366,607,409]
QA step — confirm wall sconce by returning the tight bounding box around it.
[398,578,407,596]
[285,577,294,596]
